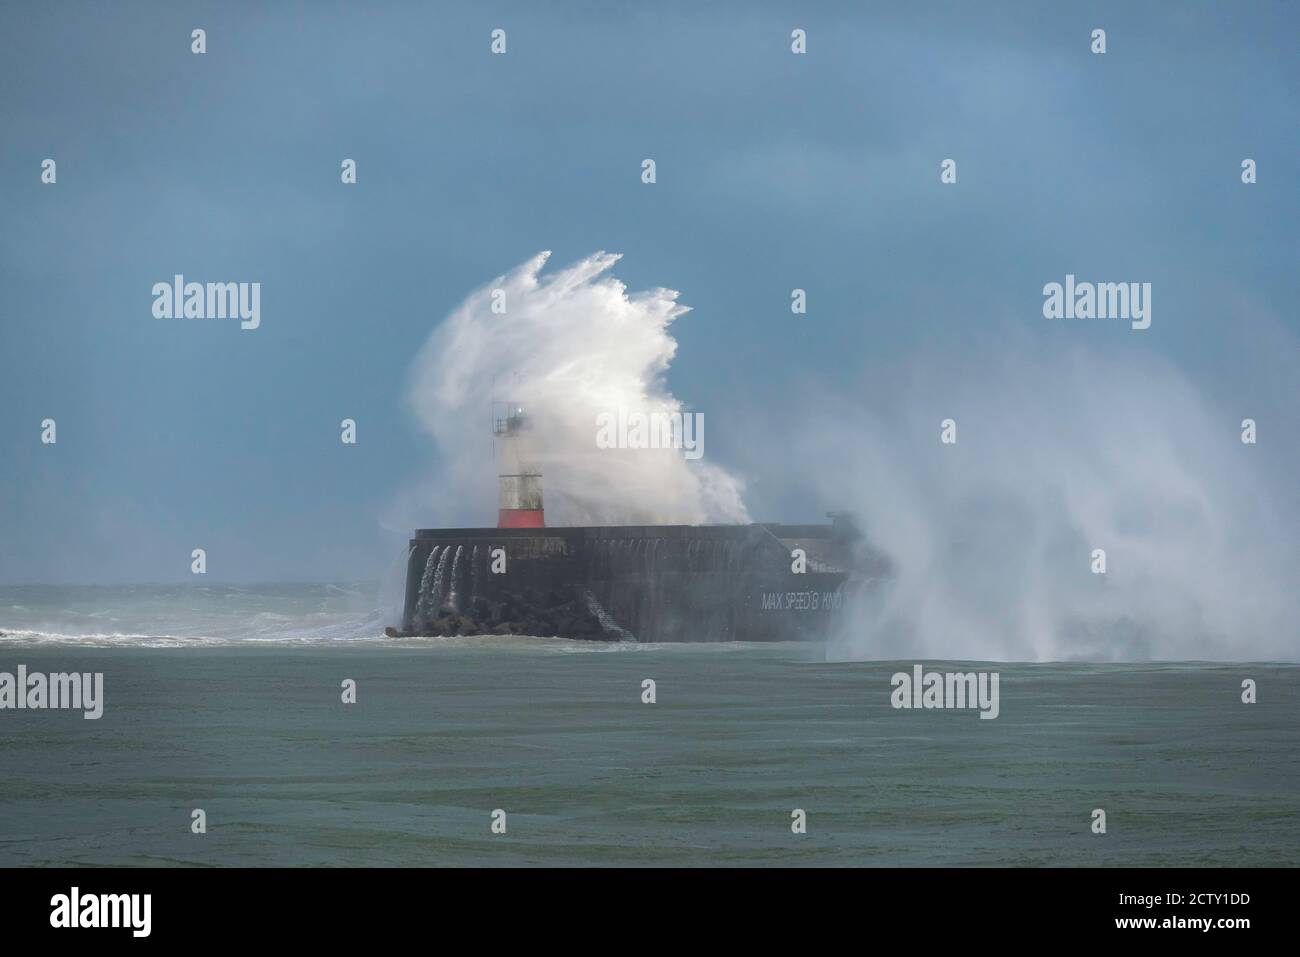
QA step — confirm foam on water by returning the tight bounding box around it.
[0,583,390,646]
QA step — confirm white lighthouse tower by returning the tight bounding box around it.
[493,400,544,528]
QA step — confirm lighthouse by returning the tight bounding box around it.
[493,401,545,528]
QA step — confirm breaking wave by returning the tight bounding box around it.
[402,251,749,527]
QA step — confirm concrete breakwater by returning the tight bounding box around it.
[396,520,879,642]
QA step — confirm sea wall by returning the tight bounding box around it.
[397,523,868,642]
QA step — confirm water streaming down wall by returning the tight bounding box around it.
[413,546,442,631]
[447,544,465,612]
[400,519,880,641]
[429,547,451,612]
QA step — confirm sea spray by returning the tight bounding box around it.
[792,346,1300,662]
[403,252,749,528]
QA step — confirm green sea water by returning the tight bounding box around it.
[1,640,1296,866]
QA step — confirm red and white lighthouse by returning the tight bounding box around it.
[493,401,545,528]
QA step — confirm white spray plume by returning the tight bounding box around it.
[798,346,1299,662]
[406,251,749,526]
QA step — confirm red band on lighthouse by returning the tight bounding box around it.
[498,508,545,529]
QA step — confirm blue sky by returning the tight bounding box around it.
[1,1,1296,584]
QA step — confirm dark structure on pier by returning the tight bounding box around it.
[397,515,883,642]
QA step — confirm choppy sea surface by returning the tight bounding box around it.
[0,582,393,646]
[1,583,1297,866]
